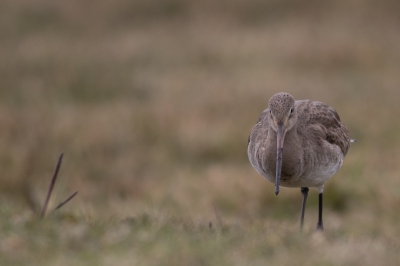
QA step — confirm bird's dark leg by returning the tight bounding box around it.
[300,187,309,230]
[316,193,324,231]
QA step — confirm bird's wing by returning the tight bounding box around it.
[303,101,350,156]
[248,108,270,145]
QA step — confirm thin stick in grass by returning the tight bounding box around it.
[40,153,63,218]
[52,191,78,212]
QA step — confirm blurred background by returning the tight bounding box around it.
[1,0,400,264]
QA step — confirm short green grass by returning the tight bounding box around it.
[1,0,400,265]
[2,205,400,266]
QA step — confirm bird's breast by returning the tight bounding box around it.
[263,144,303,181]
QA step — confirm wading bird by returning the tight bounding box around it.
[247,92,351,230]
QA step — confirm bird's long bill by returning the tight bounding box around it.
[275,123,286,195]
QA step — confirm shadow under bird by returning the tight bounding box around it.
[248,92,352,230]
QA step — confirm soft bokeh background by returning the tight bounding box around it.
[1,0,400,265]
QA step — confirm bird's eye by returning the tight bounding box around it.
[269,110,272,114]
[290,107,293,114]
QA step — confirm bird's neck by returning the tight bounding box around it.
[268,125,299,145]
[265,124,302,177]
[284,126,300,144]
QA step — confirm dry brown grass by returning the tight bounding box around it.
[1,0,400,265]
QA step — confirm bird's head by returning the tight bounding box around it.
[268,92,296,132]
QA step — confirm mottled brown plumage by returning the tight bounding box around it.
[247,92,351,230]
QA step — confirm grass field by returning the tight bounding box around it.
[1,0,400,265]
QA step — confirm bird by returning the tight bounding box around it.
[247,92,351,231]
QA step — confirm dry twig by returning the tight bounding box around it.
[41,153,64,218]
[40,153,78,218]
[52,191,78,212]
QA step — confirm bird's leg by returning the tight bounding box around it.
[300,187,309,230]
[316,193,324,231]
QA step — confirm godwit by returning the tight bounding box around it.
[247,92,351,230]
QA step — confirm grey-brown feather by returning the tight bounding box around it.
[248,100,350,156]
[303,101,350,156]
[248,97,350,189]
